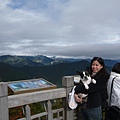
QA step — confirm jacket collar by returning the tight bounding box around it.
[111,72,120,77]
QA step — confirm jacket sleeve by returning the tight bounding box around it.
[75,75,108,94]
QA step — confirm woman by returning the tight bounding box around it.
[74,57,109,120]
[107,62,120,108]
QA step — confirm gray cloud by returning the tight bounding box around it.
[0,0,120,59]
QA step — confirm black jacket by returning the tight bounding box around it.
[75,74,109,108]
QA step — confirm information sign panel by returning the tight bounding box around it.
[7,78,57,94]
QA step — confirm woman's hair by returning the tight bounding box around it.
[112,62,120,74]
[90,57,109,78]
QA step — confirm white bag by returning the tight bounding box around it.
[68,86,78,109]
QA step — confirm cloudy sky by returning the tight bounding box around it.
[0,0,120,59]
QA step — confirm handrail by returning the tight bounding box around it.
[8,88,66,108]
[0,76,75,120]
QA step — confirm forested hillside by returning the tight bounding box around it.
[0,60,112,87]
[0,60,90,87]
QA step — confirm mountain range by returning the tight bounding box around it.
[0,55,119,87]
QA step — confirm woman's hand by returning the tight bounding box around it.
[74,94,82,103]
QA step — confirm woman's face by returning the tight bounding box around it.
[91,60,103,73]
